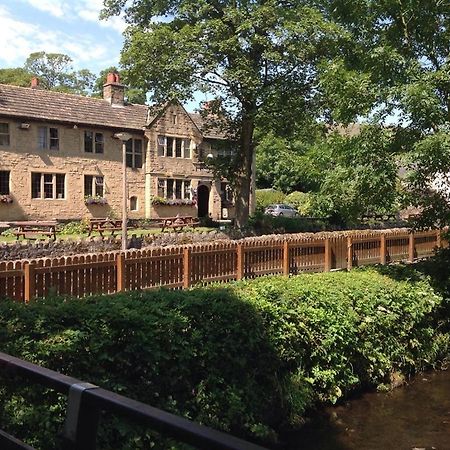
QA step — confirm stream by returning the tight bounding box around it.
[285,370,450,450]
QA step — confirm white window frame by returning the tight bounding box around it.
[31,173,65,200]
[84,175,104,197]
[157,135,191,159]
[157,178,192,200]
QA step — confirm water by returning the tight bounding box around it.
[285,370,450,450]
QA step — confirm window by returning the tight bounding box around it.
[31,173,65,199]
[0,171,10,195]
[84,131,104,154]
[38,127,59,150]
[157,178,191,200]
[0,123,10,146]
[172,114,177,125]
[126,139,143,168]
[156,135,191,158]
[221,182,233,203]
[130,196,138,211]
[84,175,104,197]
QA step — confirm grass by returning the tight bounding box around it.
[0,227,217,243]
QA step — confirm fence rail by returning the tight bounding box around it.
[0,352,267,450]
[0,228,445,302]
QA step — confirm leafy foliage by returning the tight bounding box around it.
[0,68,33,87]
[24,52,95,94]
[0,267,447,448]
[101,0,346,225]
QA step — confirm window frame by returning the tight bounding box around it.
[0,170,10,195]
[0,122,10,147]
[126,139,143,169]
[84,130,104,154]
[157,178,192,200]
[84,175,104,198]
[156,135,191,159]
[31,173,65,200]
[38,126,59,150]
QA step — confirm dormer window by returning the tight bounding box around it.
[84,131,104,154]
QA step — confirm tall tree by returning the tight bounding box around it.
[320,0,450,227]
[102,0,344,226]
[24,52,95,94]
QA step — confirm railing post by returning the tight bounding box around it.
[24,262,36,303]
[116,252,126,292]
[324,238,332,272]
[183,247,192,289]
[283,241,290,276]
[347,236,353,271]
[380,234,387,265]
[408,231,415,263]
[62,382,100,450]
[436,229,442,248]
[236,243,244,280]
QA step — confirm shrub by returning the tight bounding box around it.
[284,191,313,215]
[249,211,328,233]
[0,268,447,448]
[58,219,90,235]
[255,189,285,211]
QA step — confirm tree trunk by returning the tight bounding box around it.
[235,114,255,228]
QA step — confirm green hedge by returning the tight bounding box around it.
[0,268,448,449]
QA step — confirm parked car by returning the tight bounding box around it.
[264,204,299,217]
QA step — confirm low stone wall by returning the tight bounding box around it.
[0,230,231,261]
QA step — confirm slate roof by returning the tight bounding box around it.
[0,83,228,138]
[0,83,149,131]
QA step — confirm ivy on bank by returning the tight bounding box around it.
[0,266,447,448]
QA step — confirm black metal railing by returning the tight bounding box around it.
[0,352,268,450]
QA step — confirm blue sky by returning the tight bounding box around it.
[0,0,209,110]
[0,0,124,73]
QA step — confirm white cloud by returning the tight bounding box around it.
[0,5,114,70]
[75,0,127,33]
[19,0,69,18]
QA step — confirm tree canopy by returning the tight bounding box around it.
[102,0,345,226]
[23,52,95,94]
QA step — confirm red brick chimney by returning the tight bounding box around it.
[103,72,125,106]
[31,77,40,89]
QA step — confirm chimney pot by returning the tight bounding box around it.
[31,77,40,89]
[103,72,125,106]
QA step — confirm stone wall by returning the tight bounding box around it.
[0,119,146,221]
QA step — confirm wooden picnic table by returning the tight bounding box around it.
[10,221,58,240]
[87,218,124,237]
[160,216,200,232]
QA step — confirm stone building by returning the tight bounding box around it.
[0,73,235,222]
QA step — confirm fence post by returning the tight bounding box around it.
[408,231,415,263]
[380,234,387,265]
[324,239,332,272]
[116,252,126,292]
[283,241,290,276]
[436,229,442,248]
[347,236,353,271]
[183,247,192,289]
[236,243,244,280]
[24,261,36,303]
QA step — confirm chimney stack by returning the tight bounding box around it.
[31,77,40,89]
[103,72,125,106]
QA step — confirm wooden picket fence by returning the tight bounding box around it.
[0,228,444,303]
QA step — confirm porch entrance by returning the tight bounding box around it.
[197,184,210,218]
